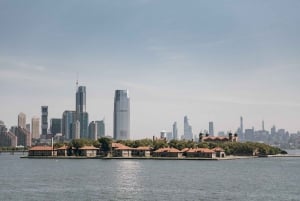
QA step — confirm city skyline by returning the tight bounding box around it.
[1,1,300,138]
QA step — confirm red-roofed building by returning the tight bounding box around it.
[28,146,57,156]
[185,148,216,158]
[79,146,98,157]
[132,146,152,157]
[112,143,133,157]
[153,147,183,158]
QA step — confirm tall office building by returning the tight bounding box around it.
[72,120,80,139]
[50,118,62,135]
[209,121,214,136]
[26,124,30,132]
[75,85,89,139]
[183,116,193,140]
[18,112,26,128]
[78,112,89,138]
[173,121,178,140]
[31,117,40,139]
[113,90,130,140]
[88,121,98,140]
[76,86,86,113]
[62,111,76,140]
[240,116,243,134]
[41,106,48,135]
[96,120,105,138]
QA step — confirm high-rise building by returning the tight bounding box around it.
[96,120,105,138]
[113,90,130,140]
[50,118,62,135]
[62,111,76,140]
[183,116,193,140]
[18,112,26,128]
[209,121,214,136]
[31,117,40,139]
[26,124,30,132]
[76,86,86,113]
[72,120,80,139]
[240,116,243,134]
[41,106,48,135]
[0,121,17,147]
[88,121,98,140]
[173,121,178,140]
[78,112,88,138]
[75,85,89,139]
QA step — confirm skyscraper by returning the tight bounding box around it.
[183,116,193,140]
[96,120,105,138]
[209,121,214,136]
[75,85,89,139]
[240,116,243,134]
[18,112,26,128]
[76,86,86,113]
[78,112,89,138]
[88,121,98,140]
[31,117,40,139]
[62,110,76,140]
[50,118,62,135]
[113,90,130,140]
[72,120,80,139]
[41,106,48,135]
[173,121,178,140]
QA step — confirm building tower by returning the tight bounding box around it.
[75,85,89,138]
[50,118,62,135]
[62,111,76,140]
[76,86,86,113]
[183,116,193,140]
[262,120,265,131]
[240,116,243,134]
[209,121,214,136]
[41,106,48,135]
[18,112,26,129]
[113,89,130,140]
[31,117,40,139]
[173,121,178,140]
[96,120,105,138]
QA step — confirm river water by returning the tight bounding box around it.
[0,153,299,201]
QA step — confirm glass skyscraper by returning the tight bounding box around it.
[113,90,130,140]
[62,110,75,140]
[76,86,86,113]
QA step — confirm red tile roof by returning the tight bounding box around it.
[29,146,55,151]
[79,146,98,150]
[154,147,181,153]
[112,142,133,150]
[135,146,152,151]
[212,147,225,152]
[186,148,215,153]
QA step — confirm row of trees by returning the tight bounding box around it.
[53,137,287,156]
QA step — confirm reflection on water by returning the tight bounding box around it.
[112,160,142,200]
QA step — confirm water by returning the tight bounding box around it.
[0,153,300,201]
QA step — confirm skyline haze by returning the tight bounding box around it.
[1,1,300,138]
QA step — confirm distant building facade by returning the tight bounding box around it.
[173,121,178,140]
[31,117,40,139]
[113,90,130,140]
[183,116,193,140]
[50,118,62,135]
[209,121,214,136]
[62,111,76,140]
[18,112,26,128]
[41,106,48,135]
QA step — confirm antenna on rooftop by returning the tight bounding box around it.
[76,72,79,89]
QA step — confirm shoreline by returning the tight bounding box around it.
[19,154,300,160]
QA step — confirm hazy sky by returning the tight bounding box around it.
[1,0,300,138]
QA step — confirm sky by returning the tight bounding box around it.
[1,0,300,139]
